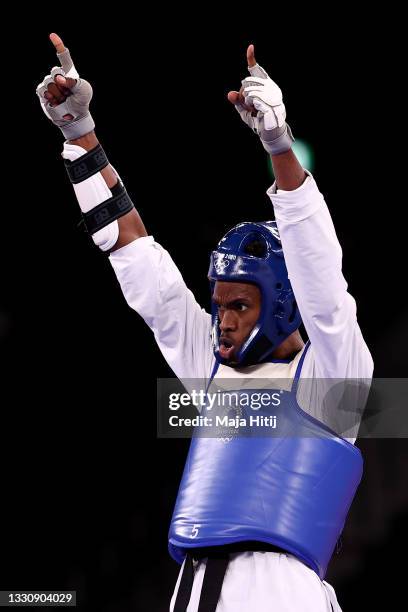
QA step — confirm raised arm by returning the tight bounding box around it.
[36,34,213,381]
[66,130,148,251]
[227,45,373,379]
[37,33,147,252]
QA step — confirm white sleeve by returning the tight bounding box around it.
[268,172,374,380]
[296,343,372,444]
[109,236,214,381]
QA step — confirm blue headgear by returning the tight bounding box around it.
[208,221,302,366]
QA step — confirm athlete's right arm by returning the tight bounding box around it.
[36,33,147,251]
[65,129,148,251]
[37,34,214,380]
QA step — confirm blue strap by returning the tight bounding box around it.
[292,341,311,393]
[200,359,220,411]
[207,359,220,390]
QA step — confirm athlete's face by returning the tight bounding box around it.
[212,281,261,364]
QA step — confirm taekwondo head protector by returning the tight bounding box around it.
[208,221,302,366]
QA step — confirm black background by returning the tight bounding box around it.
[1,10,407,611]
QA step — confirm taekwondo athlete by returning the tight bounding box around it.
[36,34,374,612]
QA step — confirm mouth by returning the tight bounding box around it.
[219,337,236,361]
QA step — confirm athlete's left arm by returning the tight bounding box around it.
[229,45,373,378]
[267,160,373,379]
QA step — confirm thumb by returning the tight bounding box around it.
[227,91,241,105]
[55,74,77,90]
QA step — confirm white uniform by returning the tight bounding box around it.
[109,173,373,611]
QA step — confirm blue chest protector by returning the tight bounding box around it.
[168,343,363,580]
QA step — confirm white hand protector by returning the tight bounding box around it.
[236,63,294,155]
[36,48,95,140]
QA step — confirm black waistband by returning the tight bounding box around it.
[189,540,287,560]
[173,542,289,611]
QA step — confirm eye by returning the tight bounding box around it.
[236,303,248,312]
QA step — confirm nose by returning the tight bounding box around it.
[219,309,238,332]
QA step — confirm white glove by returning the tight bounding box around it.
[36,40,94,140]
[234,62,294,155]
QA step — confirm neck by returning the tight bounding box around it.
[270,330,304,360]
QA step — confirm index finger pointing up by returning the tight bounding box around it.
[247,44,257,68]
[49,33,66,54]
[49,32,79,80]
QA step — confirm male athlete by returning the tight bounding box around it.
[37,33,373,611]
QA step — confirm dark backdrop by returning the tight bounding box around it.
[1,13,406,611]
